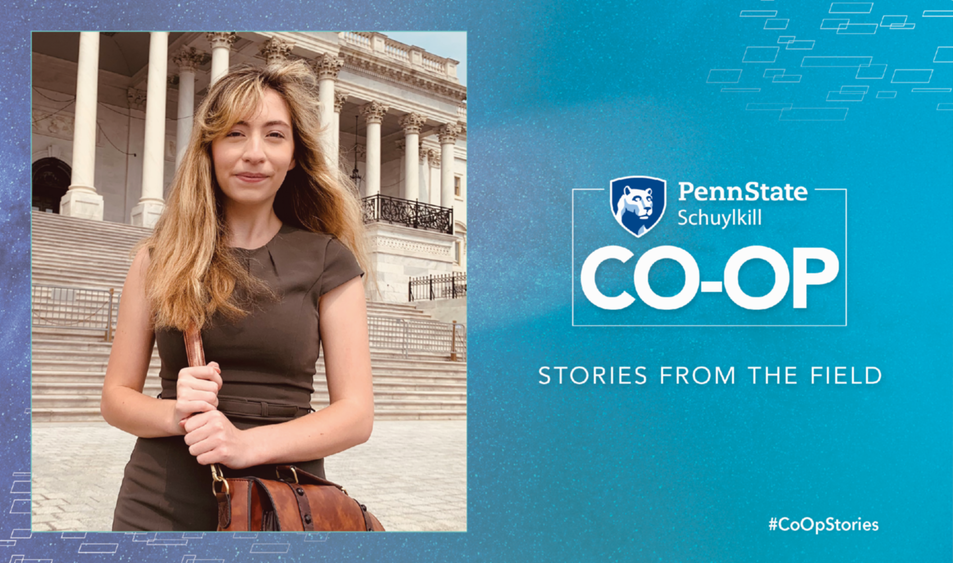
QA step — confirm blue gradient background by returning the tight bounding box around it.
[2,1,952,561]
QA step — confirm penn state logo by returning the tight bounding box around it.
[610,176,666,238]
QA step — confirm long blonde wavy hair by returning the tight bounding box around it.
[144,61,368,331]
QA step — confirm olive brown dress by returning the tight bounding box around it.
[111,224,363,531]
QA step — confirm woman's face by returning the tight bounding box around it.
[211,88,296,212]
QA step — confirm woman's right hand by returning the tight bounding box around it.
[173,362,223,430]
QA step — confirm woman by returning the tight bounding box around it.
[101,61,374,531]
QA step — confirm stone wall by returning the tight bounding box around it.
[365,222,456,303]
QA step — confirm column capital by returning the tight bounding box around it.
[259,36,294,66]
[395,139,405,153]
[127,87,146,111]
[311,52,345,80]
[172,46,205,73]
[334,91,348,113]
[438,122,461,144]
[399,112,426,135]
[429,149,440,168]
[206,32,237,50]
[360,101,389,124]
[419,143,430,163]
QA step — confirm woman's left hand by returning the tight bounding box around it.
[182,410,257,469]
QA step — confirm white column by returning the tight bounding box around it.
[360,101,388,197]
[399,113,425,201]
[418,145,430,203]
[61,32,104,221]
[206,32,237,87]
[438,123,461,208]
[310,54,344,172]
[172,47,203,168]
[428,150,441,205]
[131,32,169,228]
[333,92,347,173]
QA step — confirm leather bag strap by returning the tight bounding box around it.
[184,325,204,368]
[284,481,316,531]
[182,327,231,514]
[277,464,346,490]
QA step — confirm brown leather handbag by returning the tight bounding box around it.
[184,326,385,531]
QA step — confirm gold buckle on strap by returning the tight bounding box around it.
[211,463,230,496]
[276,465,299,484]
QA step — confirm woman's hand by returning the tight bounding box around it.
[173,362,222,430]
[182,410,257,469]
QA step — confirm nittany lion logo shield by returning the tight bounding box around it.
[610,176,666,238]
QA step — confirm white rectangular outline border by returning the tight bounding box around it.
[572,187,847,327]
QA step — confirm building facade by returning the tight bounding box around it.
[32,31,468,303]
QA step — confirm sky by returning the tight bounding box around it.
[383,32,467,86]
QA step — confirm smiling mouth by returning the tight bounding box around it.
[236,173,269,181]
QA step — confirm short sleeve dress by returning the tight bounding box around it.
[111,223,364,531]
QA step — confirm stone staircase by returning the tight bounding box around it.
[31,211,466,422]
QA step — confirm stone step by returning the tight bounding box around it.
[31,242,137,253]
[30,334,464,364]
[32,222,146,236]
[33,381,160,392]
[30,409,108,424]
[33,372,466,387]
[35,392,465,408]
[30,353,465,371]
[33,378,464,394]
[30,365,466,383]
[35,389,463,409]
[374,410,465,421]
[31,338,131,350]
[31,340,464,366]
[32,229,150,244]
[31,274,126,291]
[31,361,466,378]
[328,398,466,409]
[32,212,153,236]
[31,360,160,373]
[31,251,133,263]
[316,369,468,382]
[31,266,131,282]
[33,394,150,409]
[32,237,145,252]
[30,328,113,342]
[33,372,163,384]
[314,390,466,402]
[32,252,135,268]
[31,244,143,259]
[31,348,160,360]
[31,349,465,372]
[31,233,142,247]
[30,407,465,423]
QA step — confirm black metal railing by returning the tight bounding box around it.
[409,273,467,302]
[31,284,120,341]
[362,194,453,234]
